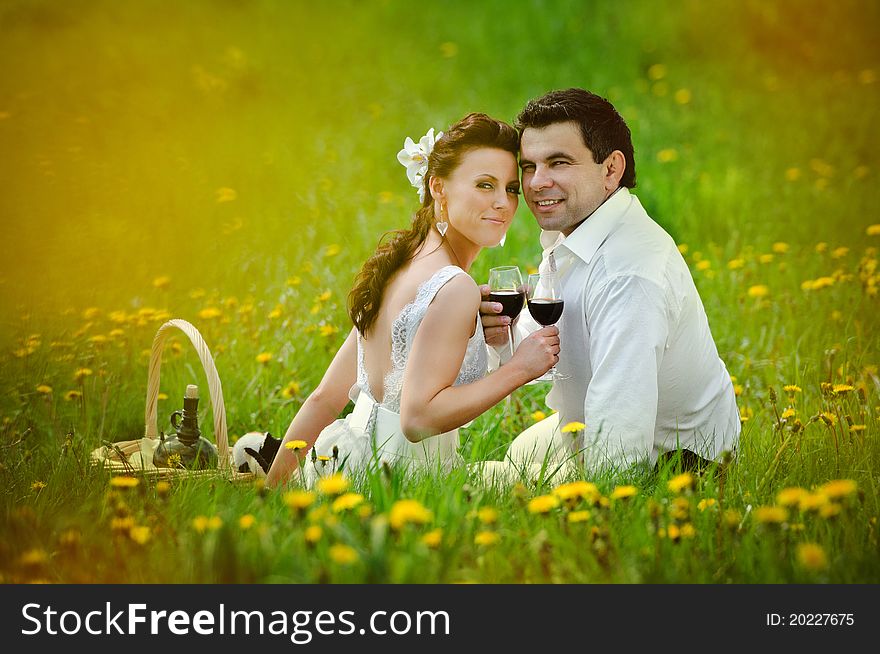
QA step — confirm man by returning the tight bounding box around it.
[482,88,740,475]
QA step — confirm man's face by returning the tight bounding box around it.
[520,121,611,236]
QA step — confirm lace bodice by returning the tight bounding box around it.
[356,265,487,412]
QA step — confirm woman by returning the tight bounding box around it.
[266,113,559,488]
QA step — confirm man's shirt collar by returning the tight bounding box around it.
[539,187,633,264]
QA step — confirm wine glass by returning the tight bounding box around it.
[488,266,525,360]
[526,271,567,380]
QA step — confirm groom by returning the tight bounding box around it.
[482,88,740,475]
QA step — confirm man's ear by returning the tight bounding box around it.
[429,176,445,202]
[604,150,626,191]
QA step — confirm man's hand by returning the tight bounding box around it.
[478,284,511,347]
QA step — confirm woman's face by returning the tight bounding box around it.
[437,147,520,247]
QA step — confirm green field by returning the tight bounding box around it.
[1,0,878,583]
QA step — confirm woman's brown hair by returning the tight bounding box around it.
[348,112,519,335]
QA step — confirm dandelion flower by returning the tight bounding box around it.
[192,516,209,533]
[477,507,498,525]
[36,385,52,395]
[304,525,322,544]
[674,88,691,104]
[648,63,667,80]
[155,480,171,496]
[389,499,433,530]
[332,493,364,513]
[783,385,802,394]
[867,224,880,236]
[531,410,547,422]
[667,472,694,494]
[527,495,560,514]
[850,424,866,433]
[110,476,139,489]
[657,148,678,163]
[74,368,93,382]
[567,510,591,523]
[697,498,716,512]
[281,382,301,399]
[754,506,787,524]
[31,480,47,492]
[796,543,828,571]
[727,259,745,270]
[818,479,857,499]
[680,523,696,538]
[474,530,500,546]
[329,543,359,565]
[553,481,599,504]
[696,260,711,271]
[747,285,769,298]
[239,514,256,530]
[129,526,151,545]
[255,352,273,364]
[772,242,789,254]
[198,307,222,320]
[316,473,350,496]
[284,490,316,511]
[421,528,443,548]
[320,324,339,338]
[832,384,854,394]
[819,503,842,519]
[561,421,586,434]
[610,485,638,500]
[215,187,237,203]
[64,390,82,401]
[776,487,808,507]
[324,244,341,257]
[285,439,308,451]
[781,408,796,420]
[152,276,171,290]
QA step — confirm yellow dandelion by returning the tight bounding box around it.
[332,492,364,513]
[657,148,678,163]
[157,392,168,401]
[561,421,586,434]
[754,506,788,524]
[776,487,808,507]
[474,530,500,547]
[281,382,301,399]
[255,352,273,364]
[19,549,48,567]
[850,423,866,433]
[831,246,849,259]
[192,516,209,533]
[284,439,308,451]
[207,516,222,531]
[680,523,696,539]
[785,167,801,182]
[477,506,499,525]
[697,498,716,511]
[316,473,350,496]
[357,504,372,519]
[155,480,171,496]
[783,385,802,394]
[747,285,769,298]
[324,244,341,257]
[740,407,753,422]
[36,385,52,395]
[673,88,691,104]
[129,526,151,545]
[759,253,774,264]
[819,503,842,519]
[818,479,857,499]
[832,384,854,394]
[389,499,433,530]
[867,224,880,236]
[283,490,316,511]
[304,525,323,544]
[667,472,695,494]
[772,242,789,254]
[109,476,139,489]
[527,494,560,514]
[318,290,332,302]
[727,258,745,270]
[696,260,711,271]
[31,480,47,492]
[198,307,222,320]
[74,368,93,382]
[320,324,339,338]
[819,412,837,426]
[796,543,828,571]
[268,305,283,319]
[677,244,689,255]
[64,390,82,401]
[329,543,359,565]
[239,514,256,530]
[316,455,331,462]
[421,528,443,548]
[610,485,638,500]
[553,481,600,504]
[780,407,796,420]
[531,410,547,422]
[724,508,742,528]
[152,276,171,290]
[567,510,591,523]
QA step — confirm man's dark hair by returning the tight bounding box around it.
[516,88,636,188]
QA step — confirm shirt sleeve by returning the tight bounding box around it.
[581,274,669,472]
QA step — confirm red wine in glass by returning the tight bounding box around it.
[489,289,525,321]
[526,298,564,326]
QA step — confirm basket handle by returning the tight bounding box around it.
[144,319,230,468]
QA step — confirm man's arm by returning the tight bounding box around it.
[581,274,670,472]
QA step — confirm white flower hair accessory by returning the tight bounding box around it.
[397,127,443,203]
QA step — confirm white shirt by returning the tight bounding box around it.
[506,187,740,472]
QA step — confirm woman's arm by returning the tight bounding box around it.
[265,327,358,488]
[400,276,558,441]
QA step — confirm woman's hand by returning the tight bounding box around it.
[509,326,559,380]
[478,284,511,347]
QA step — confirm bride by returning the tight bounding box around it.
[266,113,560,488]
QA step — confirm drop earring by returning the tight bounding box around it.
[436,201,449,237]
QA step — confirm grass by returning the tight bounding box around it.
[0,0,878,583]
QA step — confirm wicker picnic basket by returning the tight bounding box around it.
[90,318,254,481]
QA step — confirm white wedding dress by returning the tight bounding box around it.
[300,265,487,486]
